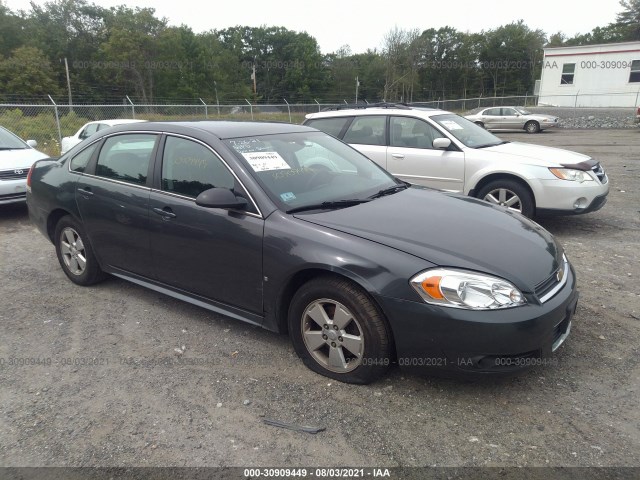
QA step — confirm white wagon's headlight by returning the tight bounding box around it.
[410,269,526,310]
[549,168,593,183]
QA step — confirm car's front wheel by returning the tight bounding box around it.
[477,179,535,218]
[525,121,540,133]
[54,215,105,286]
[288,276,392,384]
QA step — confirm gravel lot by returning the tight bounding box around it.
[0,129,638,470]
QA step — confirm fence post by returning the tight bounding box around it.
[574,90,580,113]
[48,95,62,146]
[314,99,320,112]
[244,98,253,120]
[525,92,528,107]
[478,93,482,108]
[126,96,135,118]
[283,98,291,123]
[199,98,208,119]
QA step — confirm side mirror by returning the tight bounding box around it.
[195,187,248,210]
[432,138,452,150]
[26,140,38,148]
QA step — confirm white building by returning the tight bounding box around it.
[537,41,640,107]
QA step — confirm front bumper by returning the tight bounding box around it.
[534,176,609,214]
[374,263,578,376]
[0,178,28,205]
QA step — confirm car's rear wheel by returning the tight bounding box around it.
[525,121,540,133]
[477,179,535,218]
[475,121,485,129]
[54,216,105,286]
[288,276,392,384]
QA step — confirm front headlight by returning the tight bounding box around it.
[410,269,526,310]
[549,168,593,183]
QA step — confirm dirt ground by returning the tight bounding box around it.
[0,129,638,470]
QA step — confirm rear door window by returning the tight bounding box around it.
[95,134,157,186]
[342,116,386,146]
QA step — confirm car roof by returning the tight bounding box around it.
[107,120,317,139]
[88,119,147,126]
[305,105,451,120]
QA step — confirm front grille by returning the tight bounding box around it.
[535,255,568,303]
[535,271,560,298]
[592,163,607,184]
[0,168,29,180]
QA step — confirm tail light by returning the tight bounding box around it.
[637,107,640,115]
[26,166,33,188]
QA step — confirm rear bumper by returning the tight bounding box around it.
[374,264,578,377]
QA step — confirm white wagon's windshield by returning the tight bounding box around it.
[515,107,532,115]
[431,114,506,149]
[226,131,402,212]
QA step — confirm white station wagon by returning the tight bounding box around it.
[303,104,608,218]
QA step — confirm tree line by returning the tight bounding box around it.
[0,0,638,105]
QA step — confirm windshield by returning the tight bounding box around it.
[225,131,400,212]
[431,114,504,148]
[0,127,29,150]
[515,107,532,115]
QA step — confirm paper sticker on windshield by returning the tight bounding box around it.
[280,192,296,202]
[440,120,464,131]
[243,151,291,172]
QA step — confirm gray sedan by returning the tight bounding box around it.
[465,107,559,133]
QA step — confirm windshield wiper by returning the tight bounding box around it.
[368,182,410,199]
[286,199,371,214]
[475,140,510,149]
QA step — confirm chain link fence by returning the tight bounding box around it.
[0,100,344,156]
[2,93,636,156]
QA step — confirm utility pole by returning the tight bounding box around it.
[63,57,73,112]
[355,76,359,104]
[214,80,220,116]
[251,57,257,103]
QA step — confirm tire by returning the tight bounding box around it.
[288,276,393,384]
[54,215,106,286]
[477,179,535,218]
[525,121,540,134]
[475,122,485,129]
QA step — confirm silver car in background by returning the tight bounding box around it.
[465,107,559,133]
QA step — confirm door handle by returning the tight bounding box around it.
[77,187,93,197]
[391,153,405,159]
[153,207,177,219]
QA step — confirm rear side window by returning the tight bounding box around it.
[342,116,386,146]
[69,143,99,173]
[161,136,234,198]
[484,108,501,116]
[95,134,157,186]
[305,117,351,138]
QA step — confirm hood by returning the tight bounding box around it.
[0,148,49,170]
[478,141,591,167]
[295,188,562,291]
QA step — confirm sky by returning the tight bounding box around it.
[4,0,624,54]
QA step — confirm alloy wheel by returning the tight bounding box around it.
[60,227,87,275]
[301,298,364,373]
[483,188,523,213]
